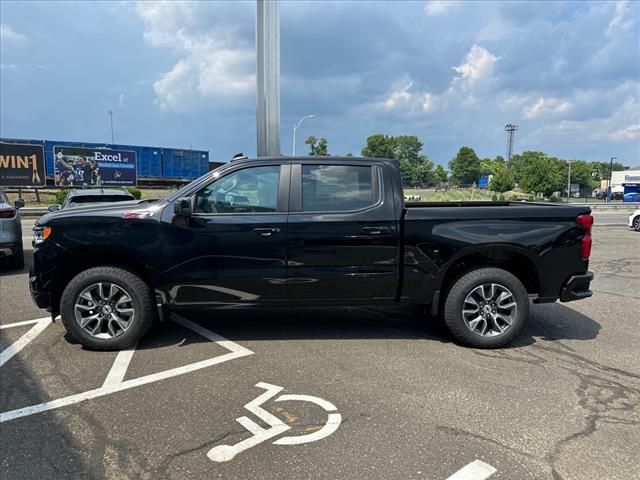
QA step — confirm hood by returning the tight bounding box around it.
[37,199,163,225]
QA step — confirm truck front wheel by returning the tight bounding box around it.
[60,266,155,350]
[443,267,529,348]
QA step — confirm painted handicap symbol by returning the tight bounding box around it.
[207,382,341,463]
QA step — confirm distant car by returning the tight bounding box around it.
[0,189,25,269]
[629,209,640,232]
[622,192,640,203]
[49,189,137,211]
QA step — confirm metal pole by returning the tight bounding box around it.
[108,110,114,144]
[607,156,617,202]
[566,160,571,203]
[256,0,280,157]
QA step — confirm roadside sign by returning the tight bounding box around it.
[0,142,46,187]
[53,145,137,187]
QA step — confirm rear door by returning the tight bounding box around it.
[286,160,399,301]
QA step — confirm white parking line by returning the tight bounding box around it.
[0,318,52,367]
[102,345,137,387]
[446,460,497,480]
[0,314,254,423]
[0,318,48,330]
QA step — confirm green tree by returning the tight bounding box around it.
[305,136,328,156]
[434,165,448,185]
[361,134,435,187]
[361,134,395,158]
[449,147,481,186]
[519,154,563,198]
[489,168,515,193]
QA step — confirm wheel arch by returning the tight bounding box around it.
[435,247,540,315]
[50,249,155,314]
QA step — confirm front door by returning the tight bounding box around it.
[161,162,290,306]
[286,161,399,301]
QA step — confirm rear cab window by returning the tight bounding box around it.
[301,164,377,212]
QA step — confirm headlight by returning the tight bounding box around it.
[32,226,52,246]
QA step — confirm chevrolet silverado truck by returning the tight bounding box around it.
[29,156,594,349]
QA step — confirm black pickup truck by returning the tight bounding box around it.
[30,156,594,349]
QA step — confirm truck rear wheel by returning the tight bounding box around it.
[60,266,155,350]
[443,267,529,348]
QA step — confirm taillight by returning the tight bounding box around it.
[577,214,593,260]
[0,208,16,219]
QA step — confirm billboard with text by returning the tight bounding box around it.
[53,146,137,187]
[0,142,46,187]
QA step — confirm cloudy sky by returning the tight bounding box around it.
[1,0,639,166]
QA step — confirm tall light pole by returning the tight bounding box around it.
[292,114,315,156]
[566,159,572,203]
[108,110,114,144]
[256,0,280,157]
[607,156,617,202]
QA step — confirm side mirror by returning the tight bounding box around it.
[173,197,193,216]
[48,204,61,212]
[14,199,25,209]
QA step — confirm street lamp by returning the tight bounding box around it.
[292,114,316,156]
[566,159,572,203]
[607,156,617,202]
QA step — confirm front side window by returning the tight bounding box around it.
[194,165,280,214]
[302,165,374,212]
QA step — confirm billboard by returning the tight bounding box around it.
[53,146,137,187]
[0,142,46,187]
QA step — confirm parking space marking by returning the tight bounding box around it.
[446,460,497,480]
[208,382,342,463]
[0,314,254,423]
[102,345,137,387]
[0,317,52,367]
[0,318,46,330]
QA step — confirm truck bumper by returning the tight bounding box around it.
[559,272,594,302]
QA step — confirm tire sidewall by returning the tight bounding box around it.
[444,268,530,348]
[633,216,640,231]
[60,267,154,350]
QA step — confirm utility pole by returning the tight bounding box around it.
[256,0,280,157]
[108,110,114,144]
[607,156,617,202]
[504,124,519,164]
[566,159,572,203]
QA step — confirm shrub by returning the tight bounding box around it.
[126,187,142,199]
[491,194,498,201]
[510,194,519,201]
[498,194,505,201]
[528,195,535,202]
[549,194,559,203]
[55,189,69,204]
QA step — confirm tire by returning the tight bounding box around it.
[633,216,640,232]
[443,267,529,348]
[60,266,155,350]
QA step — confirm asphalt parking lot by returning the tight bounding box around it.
[1,212,638,480]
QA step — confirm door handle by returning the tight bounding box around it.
[253,227,281,237]
[362,226,391,235]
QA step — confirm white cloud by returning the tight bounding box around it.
[523,97,572,119]
[135,2,254,112]
[0,63,19,70]
[452,45,499,84]
[379,80,434,113]
[0,23,26,44]
[609,123,640,141]
[607,1,634,36]
[424,1,462,17]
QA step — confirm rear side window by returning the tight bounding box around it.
[302,165,374,212]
